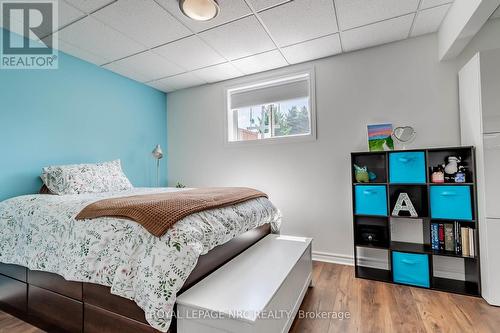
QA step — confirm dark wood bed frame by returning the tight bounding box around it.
[0,224,271,333]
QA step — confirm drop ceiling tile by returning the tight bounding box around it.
[153,35,225,71]
[342,14,414,52]
[58,16,145,63]
[0,9,22,33]
[146,80,170,92]
[199,16,275,60]
[64,0,115,13]
[421,0,452,10]
[231,50,288,75]
[147,72,207,92]
[411,4,451,37]
[282,34,342,64]
[192,62,243,83]
[4,1,85,37]
[104,51,184,82]
[92,0,191,48]
[58,1,86,28]
[258,0,338,47]
[156,0,251,33]
[103,61,149,82]
[56,39,109,65]
[246,0,291,11]
[335,0,419,30]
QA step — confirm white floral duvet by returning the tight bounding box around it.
[0,188,280,332]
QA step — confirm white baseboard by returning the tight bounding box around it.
[312,251,354,266]
[312,251,386,268]
[312,250,465,279]
[312,250,388,269]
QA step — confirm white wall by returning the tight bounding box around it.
[166,33,460,262]
[457,18,500,68]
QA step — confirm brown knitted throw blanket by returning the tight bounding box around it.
[75,187,268,237]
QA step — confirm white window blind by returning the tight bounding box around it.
[226,70,315,144]
[230,77,309,109]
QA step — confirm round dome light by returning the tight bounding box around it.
[179,0,220,21]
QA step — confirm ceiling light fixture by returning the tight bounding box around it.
[179,0,220,21]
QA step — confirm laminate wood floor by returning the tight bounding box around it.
[2,262,500,333]
[290,262,500,333]
[0,311,43,333]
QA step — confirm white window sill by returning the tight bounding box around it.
[225,132,317,147]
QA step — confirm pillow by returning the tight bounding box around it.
[41,160,133,195]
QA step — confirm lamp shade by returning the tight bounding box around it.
[152,144,164,160]
[179,0,219,21]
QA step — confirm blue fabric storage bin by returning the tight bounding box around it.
[355,185,388,216]
[430,186,473,220]
[392,252,430,288]
[389,152,426,184]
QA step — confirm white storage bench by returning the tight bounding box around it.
[177,234,313,333]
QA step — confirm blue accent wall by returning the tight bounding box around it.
[0,29,167,201]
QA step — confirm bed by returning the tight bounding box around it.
[0,187,280,333]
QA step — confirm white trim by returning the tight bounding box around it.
[223,66,317,146]
[225,131,317,147]
[312,251,354,266]
[312,251,466,279]
[312,251,388,269]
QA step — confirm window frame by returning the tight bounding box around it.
[224,67,317,146]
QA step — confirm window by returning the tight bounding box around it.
[226,70,315,143]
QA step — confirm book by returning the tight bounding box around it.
[469,229,475,257]
[438,224,445,251]
[454,221,462,254]
[444,224,454,251]
[431,223,439,250]
[462,227,470,257]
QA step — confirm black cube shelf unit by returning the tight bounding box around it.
[351,147,480,296]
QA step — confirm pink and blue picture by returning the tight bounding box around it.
[367,124,394,151]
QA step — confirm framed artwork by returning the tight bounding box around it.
[367,123,394,151]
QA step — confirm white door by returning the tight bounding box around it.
[484,133,500,218]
